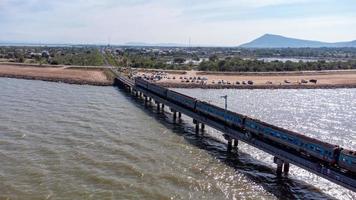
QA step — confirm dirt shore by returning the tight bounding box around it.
[0,64,113,86]
[1,64,355,89]
[139,69,356,89]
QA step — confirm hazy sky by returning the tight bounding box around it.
[0,0,356,46]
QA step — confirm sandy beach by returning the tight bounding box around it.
[0,64,113,86]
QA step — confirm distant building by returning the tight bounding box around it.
[41,51,50,58]
[30,52,42,58]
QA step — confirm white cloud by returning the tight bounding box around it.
[239,0,310,7]
[0,0,355,45]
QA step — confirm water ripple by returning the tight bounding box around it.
[0,78,354,199]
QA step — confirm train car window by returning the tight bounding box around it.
[264,128,271,135]
[342,157,351,164]
[269,130,275,136]
[315,147,321,153]
[292,139,299,145]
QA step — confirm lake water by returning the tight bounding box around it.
[0,78,355,200]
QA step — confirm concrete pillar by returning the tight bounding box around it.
[201,123,205,131]
[276,163,283,177]
[193,119,199,133]
[283,162,290,176]
[173,112,177,121]
[227,139,232,152]
[144,96,148,106]
[233,139,238,148]
[156,102,160,111]
[178,112,182,118]
[274,157,285,177]
[161,104,165,111]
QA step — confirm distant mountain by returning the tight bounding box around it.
[240,34,356,48]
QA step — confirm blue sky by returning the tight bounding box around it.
[0,0,356,46]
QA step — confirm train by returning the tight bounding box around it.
[134,77,356,174]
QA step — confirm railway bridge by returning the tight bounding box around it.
[113,74,356,192]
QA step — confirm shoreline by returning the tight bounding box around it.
[0,74,113,86]
[1,63,355,89]
[138,68,356,90]
[0,63,114,86]
[2,75,355,89]
[157,82,356,89]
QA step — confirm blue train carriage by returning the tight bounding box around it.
[135,77,148,89]
[147,82,168,98]
[196,101,245,129]
[244,117,338,163]
[338,149,356,173]
[166,90,197,110]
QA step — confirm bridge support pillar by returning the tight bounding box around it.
[173,112,177,121]
[161,104,165,111]
[144,96,148,106]
[276,163,283,177]
[233,139,238,149]
[156,102,160,112]
[227,139,232,152]
[283,162,290,176]
[193,119,199,133]
[201,123,205,131]
[274,157,289,177]
[224,134,232,152]
[178,112,182,118]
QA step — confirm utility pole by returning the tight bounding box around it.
[220,95,228,110]
[220,95,228,121]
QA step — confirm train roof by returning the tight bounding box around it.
[341,149,356,156]
[167,89,197,100]
[244,116,338,148]
[197,100,248,118]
